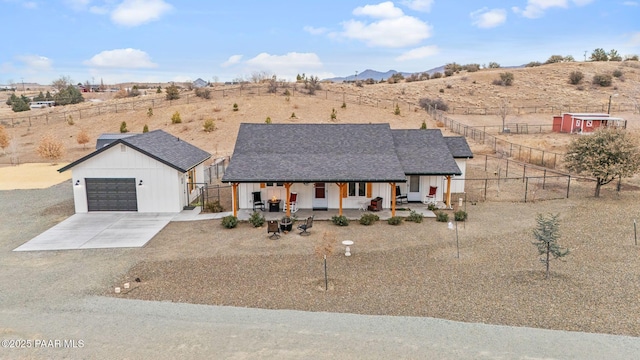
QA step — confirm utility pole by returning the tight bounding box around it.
[21,77,25,93]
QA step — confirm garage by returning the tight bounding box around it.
[86,178,138,211]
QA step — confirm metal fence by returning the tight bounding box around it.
[204,157,229,184]
[6,83,634,129]
[425,104,565,169]
[195,183,233,213]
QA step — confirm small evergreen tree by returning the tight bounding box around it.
[156,86,162,94]
[590,48,608,61]
[532,213,569,280]
[171,111,182,124]
[330,108,337,121]
[394,104,401,115]
[147,107,153,118]
[143,124,149,133]
[120,121,128,133]
[420,120,427,129]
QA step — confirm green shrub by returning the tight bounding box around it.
[406,210,423,223]
[420,120,427,130]
[592,74,612,87]
[205,200,224,213]
[290,112,296,118]
[431,72,443,79]
[359,213,379,225]
[195,87,211,99]
[265,116,272,124]
[341,102,347,109]
[436,211,449,222]
[233,103,238,111]
[221,215,238,228]
[394,104,401,115]
[143,124,149,133]
[165,84,180,100]
[331,108,337,121]
[147,107,153,117]
[569,71,584,85]
[203,119,215,132]
[120,121,128,133]
[525,61,542,67]
[249,211,265,227]
[427,203,437,211]
[331,215,349,226]
[454,210,468,222]
[171,111,182,124]
[612,69,623,78]
[499,72,514,86]
[387,216,403,225]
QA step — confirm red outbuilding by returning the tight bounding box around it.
[552,113,626,133]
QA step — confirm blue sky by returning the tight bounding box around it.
[1,0,639,85]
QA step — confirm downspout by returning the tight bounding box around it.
[446,176,452,209]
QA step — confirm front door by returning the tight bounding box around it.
[407,175,421,202]
[312,183,328,210]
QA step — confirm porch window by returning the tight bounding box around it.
[409,175,420,193]
[348,182,366,197]
[265,182,284,187]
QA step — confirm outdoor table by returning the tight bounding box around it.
[268,199,281,212]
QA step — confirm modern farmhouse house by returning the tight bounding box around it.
[222,123,473,216]
[59,130,211,213]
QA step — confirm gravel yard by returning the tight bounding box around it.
[107,182,640,338]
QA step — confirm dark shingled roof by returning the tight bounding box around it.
[391,129,461,175]
[444,137,474,158]
[222,123,407,183]
[95,133,136,149]
[59,129,211,173]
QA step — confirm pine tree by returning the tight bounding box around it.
[532,213,569,279]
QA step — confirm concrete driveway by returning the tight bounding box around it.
[13,213,176,251]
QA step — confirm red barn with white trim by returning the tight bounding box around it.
[552,113,626,133]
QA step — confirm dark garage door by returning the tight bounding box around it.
[85,178,138,211]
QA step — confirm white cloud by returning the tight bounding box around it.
[244,52,325,80]
[84,48,158,68]
[303,26,328,35]
[221,55,243,68]
[353,1,404,18]
[471,8,507,28]
[111,0,172,27]
[513,0,593,19]
[340,2,432,48]
[17,55,52,71]
[395,45,439,61]
[401,0,434,12]
[89,5,109,14]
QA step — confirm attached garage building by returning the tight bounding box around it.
[59,130,211,213]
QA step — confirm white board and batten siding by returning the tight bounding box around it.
[71,144,194,213]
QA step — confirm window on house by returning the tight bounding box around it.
[265,182,284,187]
[348,182,366,197]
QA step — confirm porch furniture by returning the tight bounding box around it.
[395,185,408,204]
[283,192,298,213]
[423,186,437,205]
[342,240,353,256]
[280,216,293,232]
[267,220,280,239]
[252,191,265,211]
[268,199,281,212]
[368,197,383,211]
[297,215,314,236]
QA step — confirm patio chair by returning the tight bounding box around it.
[283,192,298,213]
[395,185,408,204]
[267,220,280,239]
[423,186,437,205]
[252,191,265,212]
[297,215,314,236]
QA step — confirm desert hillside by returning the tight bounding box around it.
[0,61,639,165]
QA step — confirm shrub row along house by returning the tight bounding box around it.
[222,123,473,217]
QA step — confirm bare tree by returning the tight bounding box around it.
[0,125,9,154]
[498,98,510,132]
[51,75,73,92]
[37,134,65,164]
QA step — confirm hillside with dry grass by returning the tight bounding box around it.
[0,61,639,165]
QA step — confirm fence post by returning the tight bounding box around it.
[485,155,488,171]
[524,177,528,203]
[566,175,571,198]
[523,165,526,182]
[484,179,488,201]
[505,159,509,178]
[543,170,546,189]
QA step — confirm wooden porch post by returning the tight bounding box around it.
[232,183,239,217]
[446,176,452,209]
[336,183,345,216]
[284,183,292,217]
[390,182,396,217]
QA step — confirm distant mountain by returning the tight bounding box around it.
[324,66,445,82]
